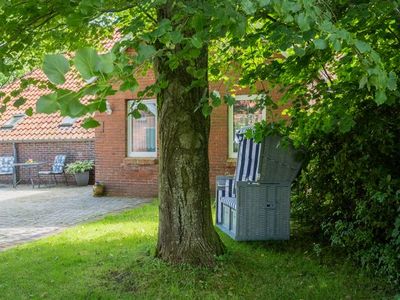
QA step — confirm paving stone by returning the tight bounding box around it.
[0,184,150,250]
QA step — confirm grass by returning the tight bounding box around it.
[0,201,397,300]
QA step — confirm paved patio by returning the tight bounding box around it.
[0,184,151,250]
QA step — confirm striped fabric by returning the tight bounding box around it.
[217,178,235,222]
[0,156,14,175]
[217,189,224,223]
[225,178,235,197]
[51,155,66,174]
[234,132,261,183]
[221,197,237,210]
[216,128,261,223]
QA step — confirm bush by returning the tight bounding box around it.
[291,100,400,284]
[66,160,94,175]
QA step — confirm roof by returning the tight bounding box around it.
[0,69,95,142]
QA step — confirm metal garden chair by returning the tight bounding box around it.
[0,156,15,186]
[38,155,68,187]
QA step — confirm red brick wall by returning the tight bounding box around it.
[95,72,282,197]
[95,71,158,197]
[0,140,95,185]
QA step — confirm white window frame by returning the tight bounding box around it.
[228,95,266,158]
[1,114,25,129]
[127,99,157,158]
[60,116,77,127]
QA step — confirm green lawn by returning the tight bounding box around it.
[0,201,396,300]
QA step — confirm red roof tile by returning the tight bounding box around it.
[0,69,95,142]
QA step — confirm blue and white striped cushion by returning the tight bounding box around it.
[52,155,66,174]
[225,178,235,198]
[217,178,236,223]
[234,133,261,183]
[0,156,14,175]
[217,128,261,221]
[217,189,224,223]
[221,197,237,210]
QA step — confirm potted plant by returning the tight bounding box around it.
[66,160,94,186]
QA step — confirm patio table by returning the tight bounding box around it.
[13,162,45,188]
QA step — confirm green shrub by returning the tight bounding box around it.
[66,160,94,175]
[291,100,400,284]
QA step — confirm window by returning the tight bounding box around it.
[228,95,265,158]
[1,114,25,129]
[127,99,157,157]
[59,116,77,127]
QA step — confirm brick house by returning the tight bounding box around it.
[95,70,280,197]
[1,64,280,196]
[0,70,95,185]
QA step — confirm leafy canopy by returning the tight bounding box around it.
[0,0,397,129]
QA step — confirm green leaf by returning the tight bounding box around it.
[313,39,327,50]
[81,117,100,129]
[96,52,115,74]
[73,48,100,80]
[354,40,371,53]
[359,76,368,89]
[13,97,27,108]
[120,79,139,92]
[36,93,59,114]
[86,99,106,113]
[137,102,149,112]
[82,85,101,96]
[10,89,21,97]
[257,0,270,7]
[387,71,397,91]
[2,96,11,104]
[210,68,220,76]
[338,115,355,133]
[210,92,221,107]
[169,31,183,44]
[224,94,236,106]
[25,107,33,116]
[333,39,342,51]
[294,47,305,57]
[191,15,206,31]
[201,103,212,117]
[375,89,387,105]
[130,109,142,119]
[137,44,156,64]
[320,20,333,32]
[57,90,86,117]
[191,36,203,49]
[241,0,256,15]
[43,54,70,84]
[297,13,310,32]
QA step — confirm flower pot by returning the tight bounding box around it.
[92,182,105,196]
[74,171,90,186]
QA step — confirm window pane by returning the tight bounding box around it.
[1,114,24,129]
[232,100,263,153]
[129,102,156,153]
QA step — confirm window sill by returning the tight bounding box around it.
[124,157,158,165]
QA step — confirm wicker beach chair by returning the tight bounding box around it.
[216,131,302,241]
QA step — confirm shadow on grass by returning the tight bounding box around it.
[0,201,397,299]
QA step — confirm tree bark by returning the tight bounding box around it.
[154,6,225,266]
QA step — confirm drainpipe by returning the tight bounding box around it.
[12,142,17,187]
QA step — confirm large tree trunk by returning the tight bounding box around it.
[154,7,225,266]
